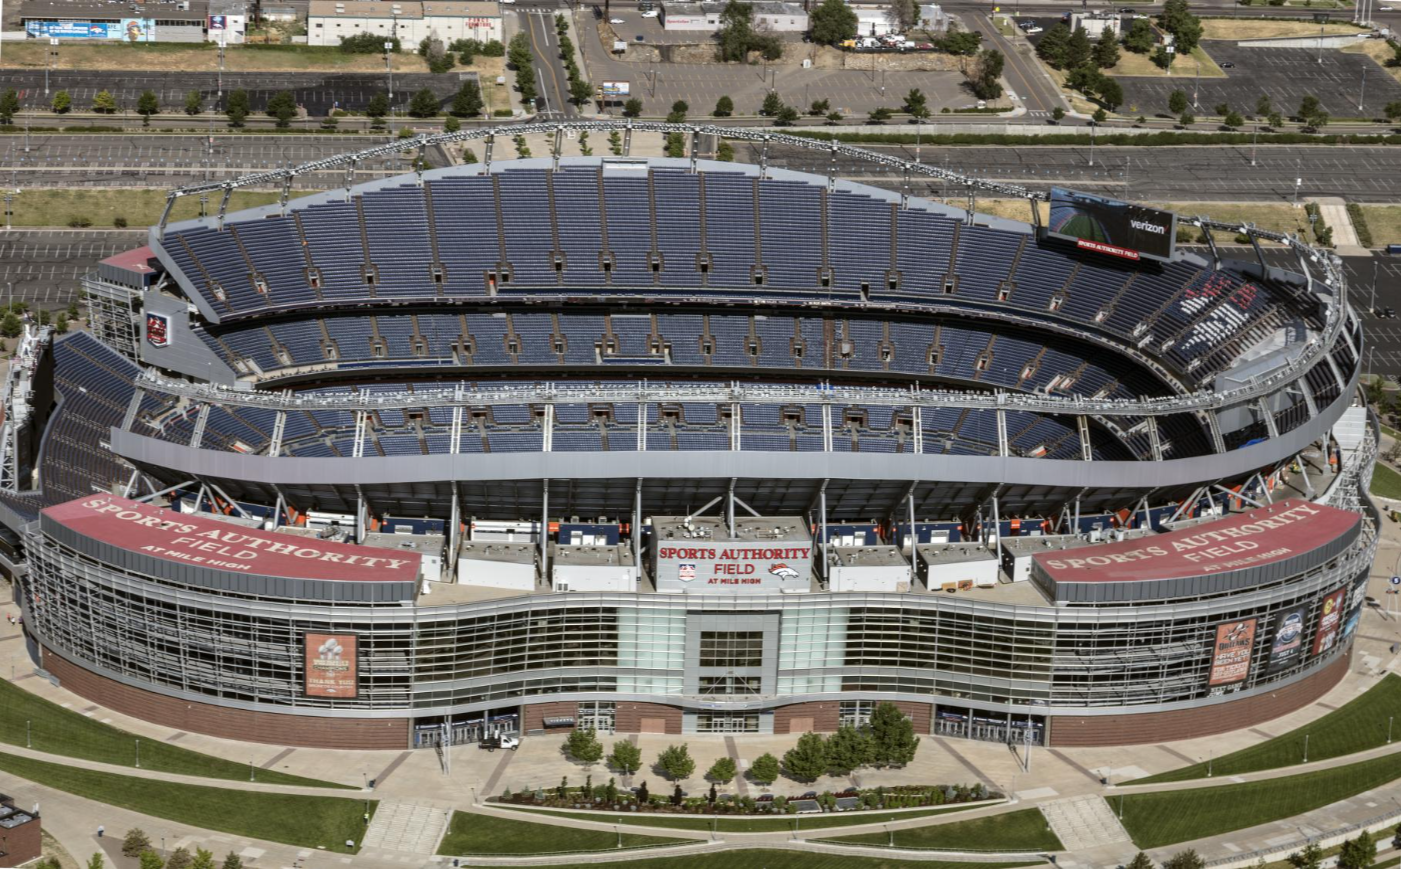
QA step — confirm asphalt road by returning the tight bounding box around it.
[521,9,578,119]
[757,142,1401,202]
[0,134,434,189]
[0,230,147,307]
[3,70,470,116]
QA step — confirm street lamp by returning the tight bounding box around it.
[385,42,395,101]
[46,38,58,98]
[1359,63,1367,114]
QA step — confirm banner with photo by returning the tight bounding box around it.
[1311,587,1347,656]
[1266,607,1306,673]
[1208,618,1257,687]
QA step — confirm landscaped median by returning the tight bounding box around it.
[819,808,1064,852]
[0,750,372,851]
[1131,674,1401,783]
[436,810,686,857]
[0,679,343,788]
[454,853,1044,869]
[493,799,993,833]
[1115,750,1401,849]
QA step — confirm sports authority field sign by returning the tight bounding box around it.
[654,543,812,594]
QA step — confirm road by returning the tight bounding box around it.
[520,8,577,119]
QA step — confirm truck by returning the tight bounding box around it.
[479,734,520,752]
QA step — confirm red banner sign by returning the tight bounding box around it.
[1208,619,1257,686]
[304,632,358,698]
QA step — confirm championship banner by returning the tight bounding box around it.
[1265,608,1305,673]
[305,632,358,698]
[1208,618,1257,686]
[146,312,170,347]
[1312,587,1347,655]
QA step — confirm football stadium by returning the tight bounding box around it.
[0,122,1377,751]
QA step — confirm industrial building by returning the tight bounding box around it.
[307,0,502,48]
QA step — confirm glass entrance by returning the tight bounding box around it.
[695,711,759,733]
[577,701,616,734]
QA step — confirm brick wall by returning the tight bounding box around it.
[523,701,578,733]
[43,648,410,750]
[0,811,41,868]
[613,702,682,734]
[773,700,932,734]
[1049,650,1351,747]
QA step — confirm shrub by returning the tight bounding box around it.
[341,33,399,53]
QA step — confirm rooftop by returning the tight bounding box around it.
[308,0,499,18]
[829,545,907,567]
[458,541,537,565]
[552,544,635,567]
[916,542,999,566]
[21,0,208,18]
[652,515,810,544]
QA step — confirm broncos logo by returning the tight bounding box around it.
[768,563,801,581]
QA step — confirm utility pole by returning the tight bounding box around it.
[1089,119,1096,167]
[1251,123,1257,167]
[385,42,395,101]
[45,38,58,97]
[1359,63,1367,114]
[218,35,226,105]
[1193,57,1200,110]
[1317,24,1325,64]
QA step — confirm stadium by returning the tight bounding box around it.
[0,122,1377,752]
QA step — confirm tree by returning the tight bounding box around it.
[189,850,215,869]
[706,757,737,783]
[0,89,18,124]
[657,744,695,781]
[903,88,928,117]
[122,830,152,859]
[1179,110,1194,127]
[809,98,830,116]
[968,49,1005,101]
[667,99,689,122]
[265,90,297,127]
[1158,0,1202,53]
[93,89,119,115]
[1337,831,1376,869]
[166,849,192,869]
[749,752,779,785]
[419,33,454,74]
[1098,77,1124,112]
[1393,822,1401,851]
[226,89,250,127]
[825,724,873,775]
[366,92,390,118]
[939,30,982,55]
[665,131,686,156]
[716,139,735,161]
[1267,111,1284,129]
[1168,89,1188,115]
[1124,18,1154,53]
[1152,45,1172,70]
[1384,100,1401,123]
[139,853,164,869]
[608,740,642,775]
[782,732,829,781]
[1284,842,1323,869]
[136,90,160,126]
[54,313,68,334]
[715,0,778,62]
[1224,110,1243,129]
[868,106,893,123]
[1094,28,1120,68]
[570,78,594,107]
[1162,850,1205,869]
[408,88,439,118]
[825,110,843,125]
[564,727,604,764]
[341,32,399,53]
[886,0,918,31]
[182,90,203,116]
[867,702,919,766]
[52,91,71,114]
[761,91,783,116]
[1125,853,1155,869]
[809,0,858,46]
[1051,106,1066,123]
[1092,107,1108,124]
[774,105,799,125]
[1036,22,1072,69]
[1065,27,1093,70]
[87,853,105,869]
[451,81,484,117]
[1256,94,1273,118]
[622,98,643,118]
[220,855,242,869]
[713,95,734,117]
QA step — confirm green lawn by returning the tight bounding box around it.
[494,801,985,832]
[822,808,1063,852]
[1132,674,1401,783]
[454,853,1044,869]
[0,679,342,788]
[438,811,685,856]
[0,750,371,851]
[1372,463,1401,500]
[1118,751,1401,848]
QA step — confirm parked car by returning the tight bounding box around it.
[641,7,659,16]
[1386,307,1398,319]
[479,734,519,752]
[915,41,934,49]
[1221,61,1236,69]
[1021,23,1043,33]
[635,34,645,40]
[610,16,624,22]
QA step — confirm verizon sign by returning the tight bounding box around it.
[655,543,812,594]
[42,495,420,584]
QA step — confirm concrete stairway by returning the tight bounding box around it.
[361,800,451,854]
[1040,794,1134,851]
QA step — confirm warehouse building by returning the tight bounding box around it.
[660,0,806,32]
[20,0,208,42]
[307,0,503,48]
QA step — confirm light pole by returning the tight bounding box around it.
[385,42,395,101]
[1251,123,1258,167]
[46,38,57,98]
[1317,25,1325,65]
[1089,120,1096,167]
[1303,732,1309,763]
[217,36,226,105]
[1193,57,1200,110]
[1293,176,1302,208]
[1389,715,1394,744]
[1359,64,1367,114]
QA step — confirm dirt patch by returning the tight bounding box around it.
[1200,18,1364,40]
[1342,39,1401,85]
[841,50,966,72]
[1109,44,1225,77]
[0,42,503,75]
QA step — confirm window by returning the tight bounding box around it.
[699,675,761,695]
[696,711,759,732]
[699,631,763,668]
[838,700,876,728]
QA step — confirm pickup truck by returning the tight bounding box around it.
[479,734,520,752]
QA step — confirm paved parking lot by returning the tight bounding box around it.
[0,134,441,188]
[1348,256,1401,376]
[0,230,146,307]
[4,70,473,116]
[1114,41,1401,118]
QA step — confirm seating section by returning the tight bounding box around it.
[153,163,1318,387]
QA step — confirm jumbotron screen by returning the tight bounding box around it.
[1047,187,1177,262]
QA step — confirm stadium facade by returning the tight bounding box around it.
[0,125,1377,751]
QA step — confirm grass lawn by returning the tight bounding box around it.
[5,189,318,229]
[1118,750,1401,848]
[1109,44,1225,79]
[1374,463,1401,500]
[1200,20,1363,39]
[1160,201,1315,244]
[1131,674,1401,783]
[437,811,684,856]
[822,808,1063,852]
[0,750,372,851]
[1358,206,1401,247]
[494,801,985,833]
[454,853,1045,869]
[0,679,341,788]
